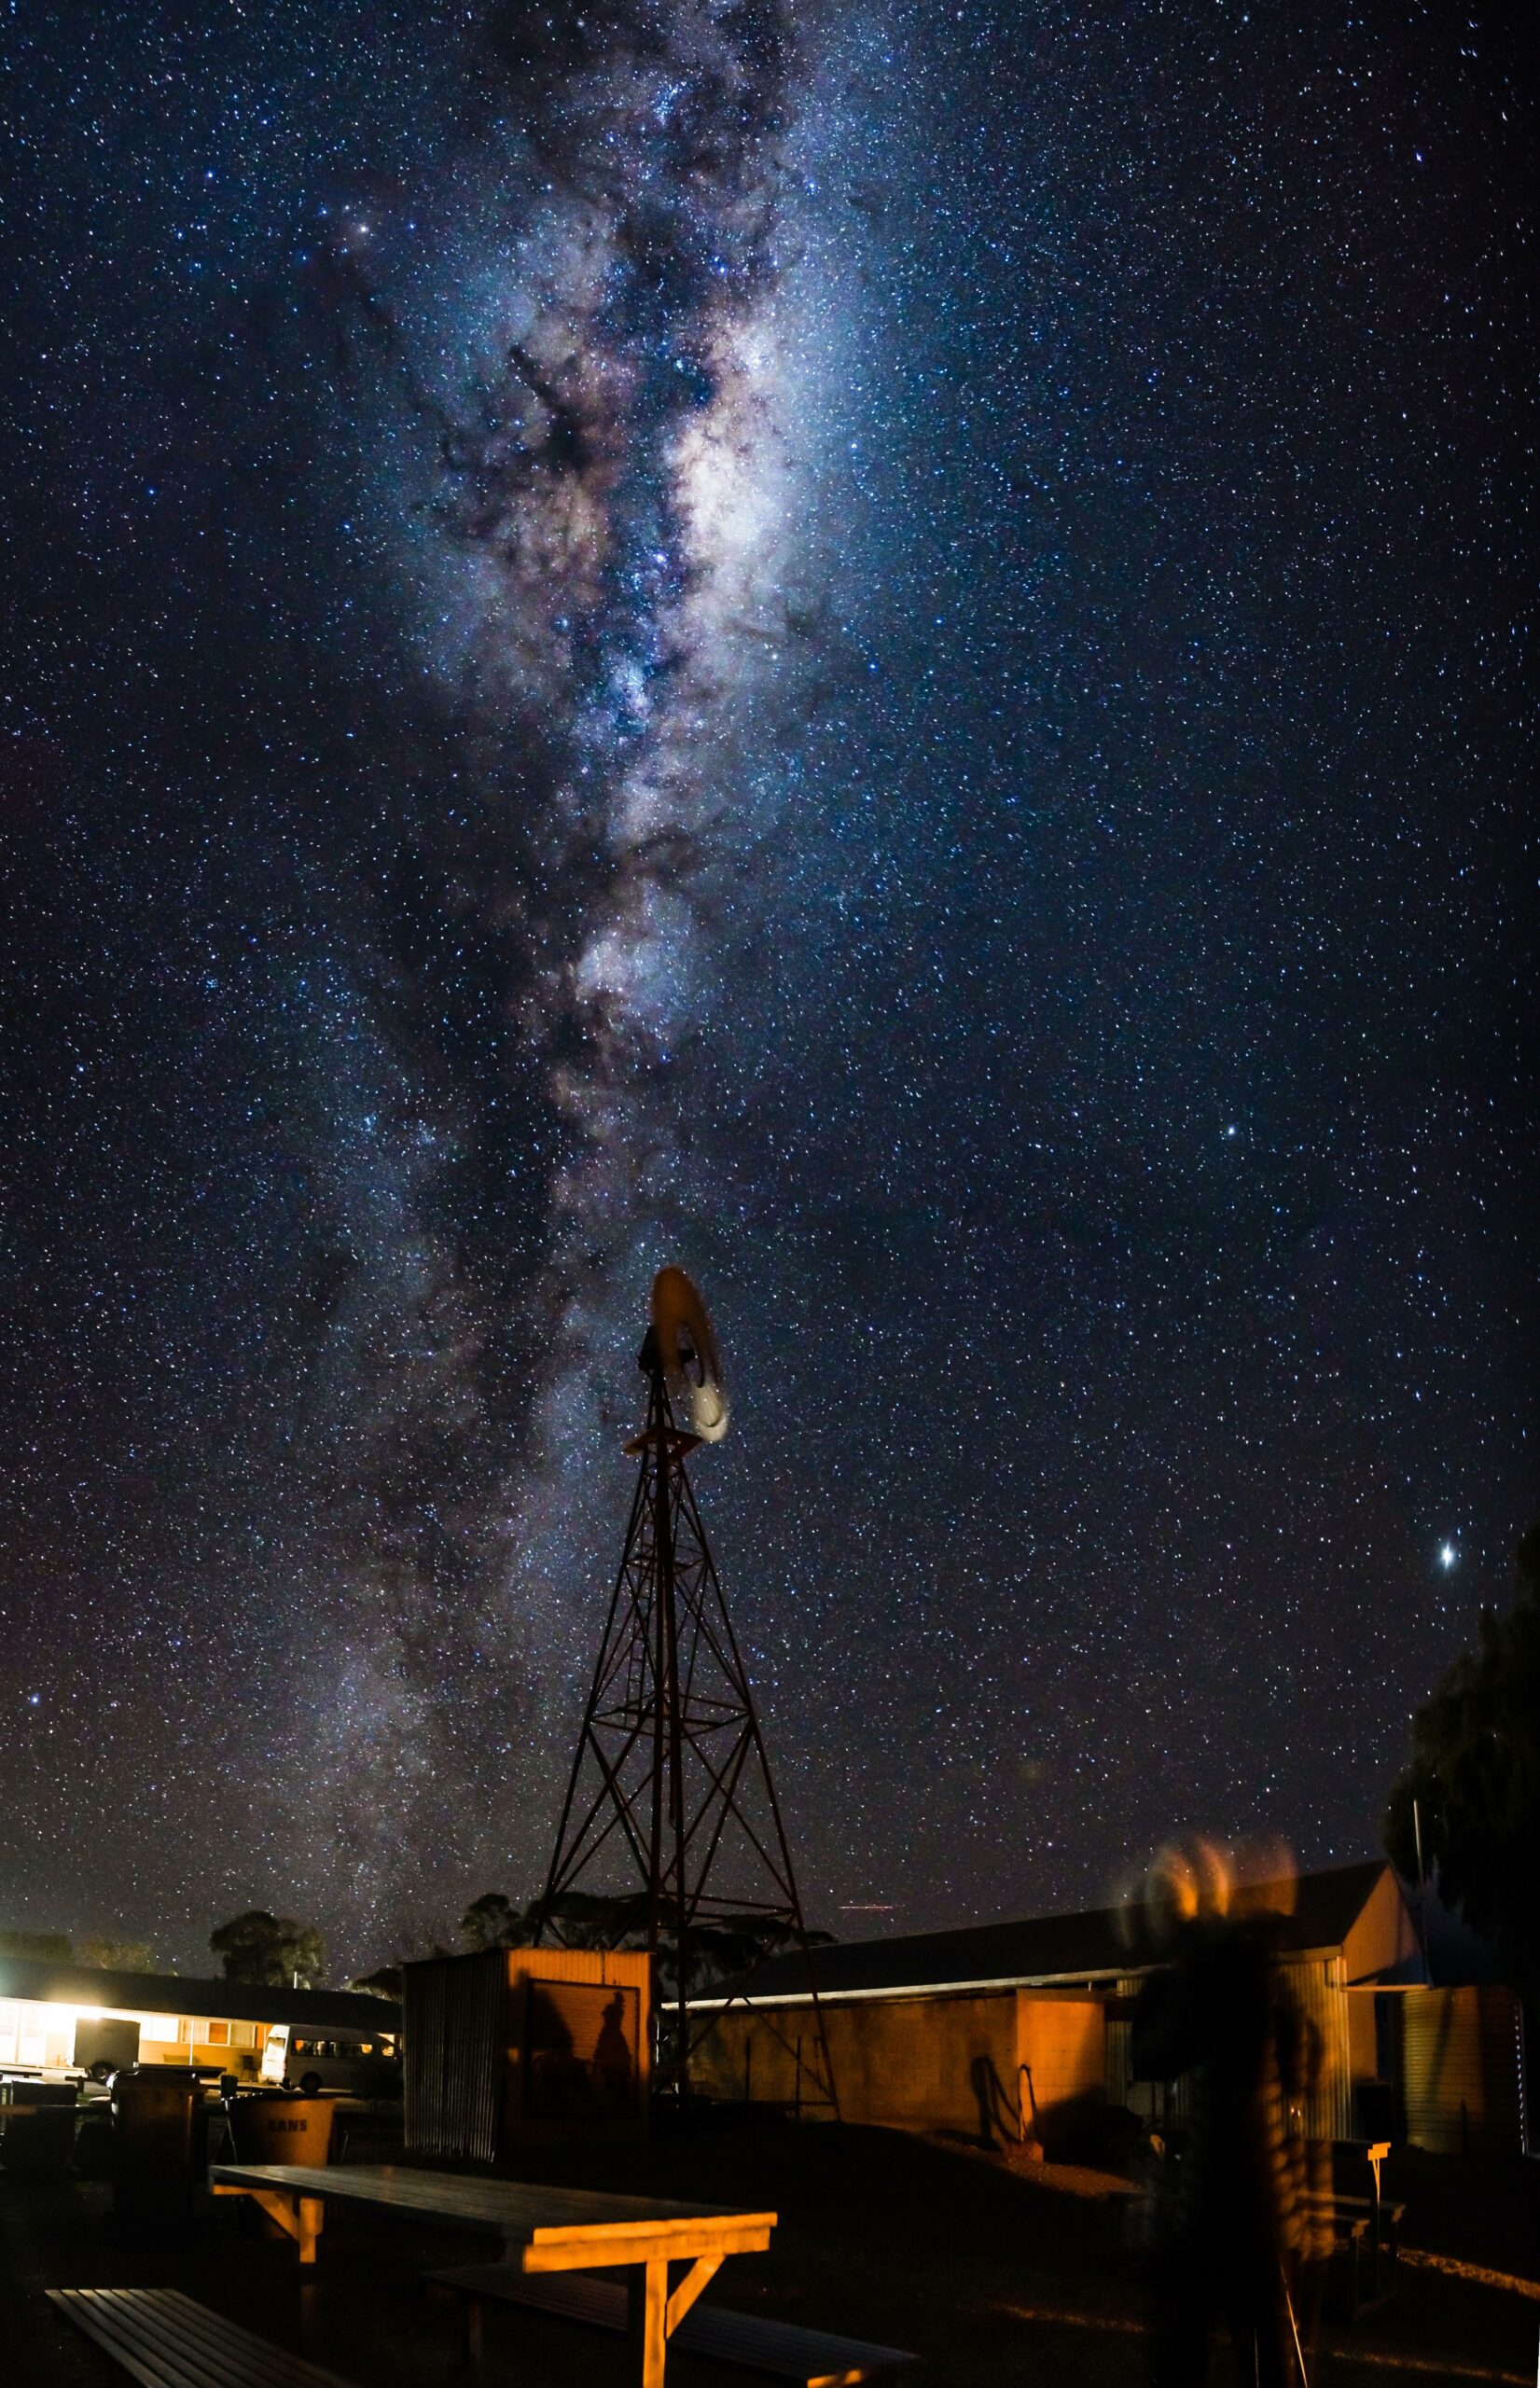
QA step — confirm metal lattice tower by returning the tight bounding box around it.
[539,1329,837,2111]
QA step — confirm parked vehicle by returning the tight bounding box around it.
[260,2023,398,2097]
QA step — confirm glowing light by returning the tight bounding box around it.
[1438,1543,1457,1569]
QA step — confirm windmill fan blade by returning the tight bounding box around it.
[651,1266,729,1441]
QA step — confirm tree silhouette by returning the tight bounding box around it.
[76,1937,154,1971]
[458,1888,830,1996]
[1385,1523,1540,2013]
[460,1892,542,1950]
[210,1909,324,1988]
[348,1965,403,2001]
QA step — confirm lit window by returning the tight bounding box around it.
[0,2002,18,2063]
[204,2020,230,2047]
[139,2014,180,2043]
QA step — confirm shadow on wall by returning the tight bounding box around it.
[970,2053,1020,2146]
[969,2053,1141,2168]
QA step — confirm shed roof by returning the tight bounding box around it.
[0,1955,399,2034]
[722,1859,1397,2006]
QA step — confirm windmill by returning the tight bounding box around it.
[538,1268,837,2111]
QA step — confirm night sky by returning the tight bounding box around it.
[3,3,1533,1981]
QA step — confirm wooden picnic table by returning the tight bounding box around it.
[209,2160,776,2388]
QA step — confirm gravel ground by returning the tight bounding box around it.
[1,2119,1534,2385]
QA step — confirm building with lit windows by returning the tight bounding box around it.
[0,1951,398,2084]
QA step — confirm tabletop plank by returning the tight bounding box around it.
[208,2163,775,2252]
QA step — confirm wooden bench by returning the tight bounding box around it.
[426,2258,919,2387]
[48,2288,355,2387]
[1334,2193,1406,2246]
[1333,2195,1404,2320]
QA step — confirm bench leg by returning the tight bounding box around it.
[454,2295,482,2384]
[625,2259,669,2388]
[231,2186,326,2266]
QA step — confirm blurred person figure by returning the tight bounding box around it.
[1131,1837,1323,2386]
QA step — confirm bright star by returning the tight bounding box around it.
[1438,1543,1457,1569]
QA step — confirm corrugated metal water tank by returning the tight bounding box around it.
[404,1946,650,2162]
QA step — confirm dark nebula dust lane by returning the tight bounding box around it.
[1,2,1533,1976]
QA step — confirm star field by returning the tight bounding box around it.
[1,2,1533,1977]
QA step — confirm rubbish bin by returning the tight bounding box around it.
[229,2090,334,2167]
[0,2080,77,2183]
[111,2067,201,2222]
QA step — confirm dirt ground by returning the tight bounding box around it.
[1,2118,1534,2386]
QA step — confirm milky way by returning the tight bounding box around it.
[2,3,1533,1977]
[284,0,842,1928]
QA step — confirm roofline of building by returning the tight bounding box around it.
[697,1858,1404,2011]
[0,1960,400,2032]
[694,1945,1347,2013]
